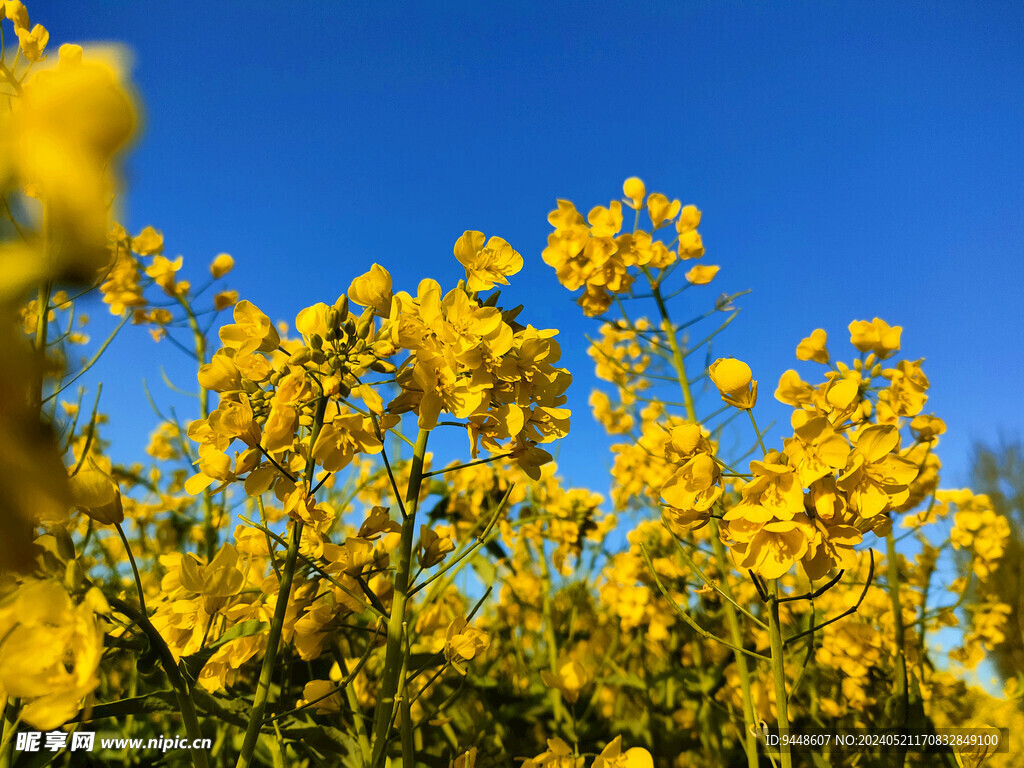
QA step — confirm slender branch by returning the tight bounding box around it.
[109,599,209,768]
[235,519,304,768]
[640,544,768,662]
[370,428,430,767]
[785,550,875,645]
[421,452,512,479]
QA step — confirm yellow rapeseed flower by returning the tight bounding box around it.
[453,230,523,292]
[709,357,757,409]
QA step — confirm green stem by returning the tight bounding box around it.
[0,697,16,768]
[235,519,304,768]
[110,599,209,768]
[767,580,792,768]
[650,282,696,420]
[33,280,52,408]
[711,527,760,768]
[886,532,910,768]
[180,297,217,560]
[369,428,429,768]
[538,540,567,731]
[650,278,759,766]
[116,522,148,617]
[747,410,768,457]
[237,394,323,768]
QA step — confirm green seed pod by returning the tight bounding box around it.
[326,307,341,330]
[290,348,313,366]
[356,306,375,339]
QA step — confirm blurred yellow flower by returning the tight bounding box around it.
[796,328,829,364]
[684,264,718,285]
[210,252,234,278]
[622,177,645,209]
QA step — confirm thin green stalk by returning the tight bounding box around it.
[180,296,217,560]
[112,522,208,768]
[649,281,696,420]
[110,599,209,768]
[640,545,768,662]
[747,410,768,457]
[886,532,910,768]
[33,279,52,407]
[711,526,760,768]
[116,522,148,617]
[537,539,567,731]
[767,580,792,768]
[369,428,429,768]
[0,697,17,768]
[237,396,326,768]
[235,519,304,768]
[649,277,760,766]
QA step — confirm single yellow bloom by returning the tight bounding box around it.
[677,204,702,232]
[444,616,490,672]
[132,226,164,256]
[69,465,124,525]
[10,49,136,274]
[3,1,29,30]
[454,230,523,292]
[678,229,705,260]
[709,357,757,409]
[214,290,238,311]
[16,23,48,62]
[848,317,901,359]
[540,659,590,704]
[587,201,623,238]
[594,736,654,768]
[219,300,280,356]
[796,328,829,363]
[685,264,718,285]
[348,263,393,315]
[647,192,681,229]
[417,525,454,568]
[210,252,234,278]
[297,680,342,714]
[622,177,645,209]
[521,738,584,768]
[145,255,183,295]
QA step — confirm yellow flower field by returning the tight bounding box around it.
[0,5,1018,767]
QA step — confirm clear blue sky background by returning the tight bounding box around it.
[38,3,1023,510]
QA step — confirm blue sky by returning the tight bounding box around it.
[38,1,1024,504]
